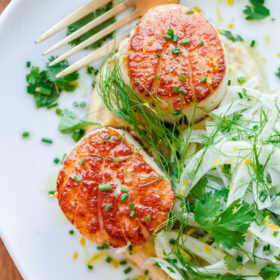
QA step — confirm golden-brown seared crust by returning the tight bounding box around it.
[57,128,174,247]
[127,4,226,113]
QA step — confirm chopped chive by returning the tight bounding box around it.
[99,183,112,191]
[237,76,246,84]
[105,204,112,211]
[121,187,128,193]
[73,101,79,107]
[182,38,190,45]
[128,244,133,255]
[26,61,31,68]
[121,194,129,202]
[69,230,74,235]
[129,203,135,210]
[87,66,94,74]
[156,53,161,58]
[124,267,132,274]
[169,238,176,245]
[80,101,87,108]
[164,34,172,40]
[250,40,256,47]
[87,265,93,270]
[168,29,174,35]
[174,86,179,93]
[130,210,136,218]
[144,270,149,275]
[120,260,127,265]
[172,34,178,43]
[199,40,204,46]
[172,48,180,54]
[145,215,151,223]
[22,131,30,138]
[74,175,82,182]
[227,79,231,86]
[201,76,207,82]
[238,92,243,99]
[273,231,279,237]
[105,256,112,263]
[55,108,62,116]
[154,74,159,81]
[236,256,243,263]
[172,111,182,116]
[41,137,53,144]
[186,10,194,14]
[179,75,186,82]
[53,158,60,164]
[48,190,55,195]
[81,159,85,165]
[46,102,58,109]
[180,88,187,95]
[104,134,111,140]
[97,242,110,250]
[61,153,67,164]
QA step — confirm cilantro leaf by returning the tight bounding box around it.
[194,192,255,249]
[26,58,79,108]
[224,255,238,271]
[221,30,243,42]
[259,264,280,280]
[190,176,208,199]
[67,2,115,49]
[243,0,270,20]
[276,67,280,79]
[58,109,99,134]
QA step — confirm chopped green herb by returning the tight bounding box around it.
[104,135,111,140]
[168,29,174,35]
[74,175,82,182]
[154,74,159,81]
[182,38,191,45]
[224,255,238,271]
[121,194,129,202]
[81,159,85,165]
[46,102,58,109]
[228,80,231,86]
[69,230,74,235]
[164,34,172,40]
[237,76,246,84]
[172,111,182,116]
[121,187,128,193]
[61,153,67,164]
[259,264,280,280]
[186,10,194,14]
[179,75,186,82]
[172,34,178,43]
[130,210,136,217]
[73,101,79,107]
[119,260,127,265]
[236,255,243,263]
[199,40,204,46]
[41,137,53,144]
[250,40,256,47]
[221,30,243,42]
[72,128,86,142]
[180,88,187,95]
[238,92,243,99]
[124,267,132,274]
[156,53,161,58]
[243,0,270,21]
[53,158,60,164]
[174,86,179,93]
[26,61,31,68]
[144,270,149,275]
[201,76,207,82]
[87,265,93,270]
[129,203,135,210]
[67,2,115,49]
[105,204,111,211]
[48,190,55,195]
[55,108,62,115]
[172,48,181,54]
[105,256,112,263]
[276,67,280,79]
[99,183,112,191]
[22,131,30,138]
[80,101,87,108]
[97,242,110,250]
[145,215,151,223]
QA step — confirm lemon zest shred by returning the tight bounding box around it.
[217,8,222,22]
[205,244,212,253]
[193,6,202,13]
[227,0,234,6]
[80,237,86,246]
[73,252,78,260]
[244,159,251,166]
[87,252,105,264]
[213,160,221,167]
[264,216,280,232]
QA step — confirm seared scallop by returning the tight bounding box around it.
[57,128,174,247]
[120,4,228,122]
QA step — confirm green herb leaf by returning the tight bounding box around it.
[67,2,115,49]
[221,30,243,42]
[58,109,99,134]
[243,0,270,20]
[194,192,255,249]
[259,264,280,280]
[224,255,238,271]
[276,67,280,79]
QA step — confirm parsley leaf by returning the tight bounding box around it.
[67,2,115,49]
[259,264,280,280]
[190,176,208,199]
[276,67,280,79]
[194,192,255,249]
[224,255,238,271]
[243,0,270,21]
[26,58,79,108]
[221,30,243,42]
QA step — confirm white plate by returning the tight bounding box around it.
[0,0,280,279]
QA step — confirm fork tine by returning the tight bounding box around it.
[43,0,133,55]
[56,31,130,78]
[49,10,139,66]
[36,0,112,43]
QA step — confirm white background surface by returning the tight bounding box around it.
[0,0,280,279]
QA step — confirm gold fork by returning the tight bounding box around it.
[36,0,179,78]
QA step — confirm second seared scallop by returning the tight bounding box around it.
[57,128,174,248]
[119,4,228,122]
